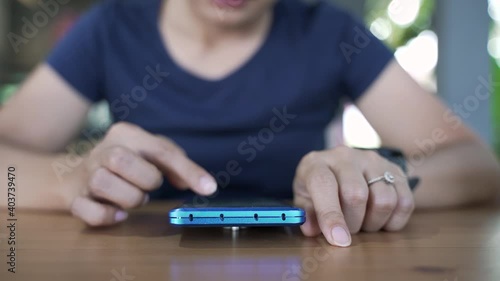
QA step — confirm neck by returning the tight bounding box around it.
[161,0,272,45]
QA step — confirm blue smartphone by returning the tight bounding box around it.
[169,198,306,227]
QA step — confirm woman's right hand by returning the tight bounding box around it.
[69,122,217,226]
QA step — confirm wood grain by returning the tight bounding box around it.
[1,202,499,281]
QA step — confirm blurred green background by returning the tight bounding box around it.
[365,0,500,154]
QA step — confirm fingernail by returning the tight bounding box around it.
[142,194,150,206]
[199,176,217,194]
[331,227,351,247]
[114,211,128,222]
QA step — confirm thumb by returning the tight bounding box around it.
[71,196,128,227]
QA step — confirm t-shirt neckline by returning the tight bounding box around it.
[152,0,281,88]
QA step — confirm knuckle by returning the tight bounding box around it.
[177,147,187,155]
[122,195,144,209]
[156,135,173,146]
[156,152,174,168]
[364,150,382,162]
[317,209,345,225]
[302,151,322,164]
[372,197,398,213]
[88,169,110,195]
[397,197,415,215]
[332,145,352,157]
[147,170,164,190]
[107,123,126,137]
[298,152,325,177]
[143,180,162,192]
[107,146,132,172]
[166,147,182,159]
[307,172,333,188]
[157,144,180,161]
[156,136,186,155]
[342,188,369,207]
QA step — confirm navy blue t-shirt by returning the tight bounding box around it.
[47,0,393,199]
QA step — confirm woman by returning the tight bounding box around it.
[0,0,499,247]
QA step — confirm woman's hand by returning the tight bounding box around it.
[69,122,217,227]
[293,146,415,247]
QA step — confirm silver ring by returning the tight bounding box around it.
[367,172,395,186]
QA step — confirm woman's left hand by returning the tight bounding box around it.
[293,146,415,247]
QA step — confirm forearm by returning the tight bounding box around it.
[0,141,82,211]
[411,141,500,209]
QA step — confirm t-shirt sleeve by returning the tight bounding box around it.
[46,4,107,102]
[337,12,394,101]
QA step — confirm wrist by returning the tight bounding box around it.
[53,153,89,211]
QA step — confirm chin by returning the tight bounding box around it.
[194,0,276,29]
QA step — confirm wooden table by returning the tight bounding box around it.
[1,202,500,281]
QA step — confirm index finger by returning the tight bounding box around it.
[141,137,217,196]
[305,164,351,247]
